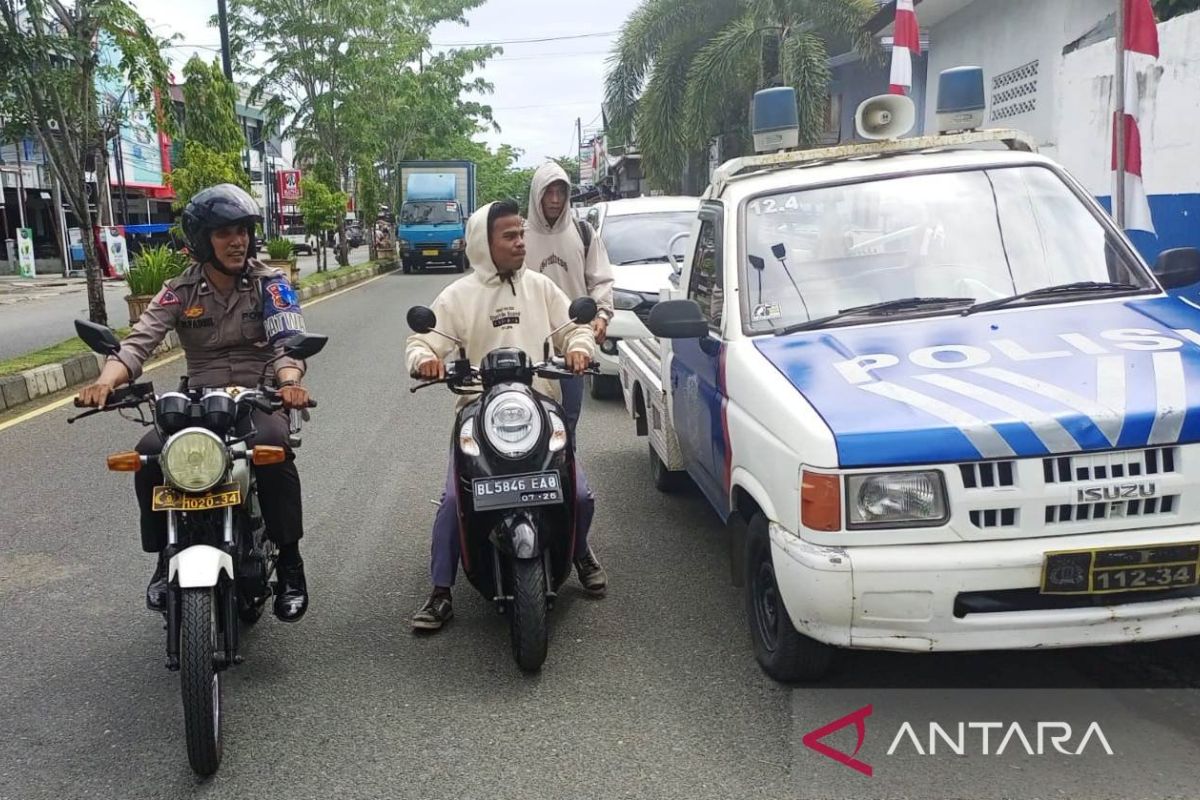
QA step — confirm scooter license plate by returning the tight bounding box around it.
[472,471,563,512]
[152,483,241,512]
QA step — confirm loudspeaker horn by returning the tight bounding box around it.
[854,94,916,141]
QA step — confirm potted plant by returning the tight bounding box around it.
[125,245,188,325]
[264,237,299,285]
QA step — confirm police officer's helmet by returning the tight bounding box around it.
[181,184,263,266]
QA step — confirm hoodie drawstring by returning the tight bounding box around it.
[502,272,516,296]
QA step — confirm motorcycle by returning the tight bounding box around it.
[69,320,326,776]
[406,297,599,672]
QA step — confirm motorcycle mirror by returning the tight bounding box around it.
[407,305,437,334]
[770,243,788,261]
[749,255,766,272]
[282,333,328,360]
[568,297,598,325]
[74,319,121,356]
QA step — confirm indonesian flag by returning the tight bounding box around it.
[1113,0,1159,233]
[889,0,921,95]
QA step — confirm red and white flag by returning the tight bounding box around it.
[1113,0,1159,233]
[889,0,921,95]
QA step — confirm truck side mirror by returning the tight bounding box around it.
[1154,247,1200,290]
[647,299,709,339]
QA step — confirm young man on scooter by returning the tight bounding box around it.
[406,199,609,631]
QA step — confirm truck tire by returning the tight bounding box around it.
[402,257,412,275]
[649,443,688,493]
[745,513,835,683]
[455,254,466,273]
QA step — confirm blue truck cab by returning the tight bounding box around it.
[397,161,477,274]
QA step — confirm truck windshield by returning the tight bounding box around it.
[601,211,696,265]
[741,165,1155,333]
[401,202,460,225]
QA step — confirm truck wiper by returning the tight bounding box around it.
[775,297,976,335]
[961,281,1145,315]
[616,255,671,266]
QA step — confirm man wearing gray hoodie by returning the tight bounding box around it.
[524,162,614,436]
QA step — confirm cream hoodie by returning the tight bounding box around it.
[524,162,614,320]
[405,202,595,403]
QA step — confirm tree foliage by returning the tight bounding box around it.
[299,176,347,272]
[0,0,172,324]
[604,0,878,192]
[1154,0,1200,20]
[167,142,250,213]
[179,55,245,155]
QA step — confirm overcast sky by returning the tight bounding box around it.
[131,0,642,168]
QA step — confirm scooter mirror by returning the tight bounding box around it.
[74,319,122,356]
[407,306,437,334]
[282,333,328,359]
[568,297,598,325]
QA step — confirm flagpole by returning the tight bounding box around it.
[1115,0,1127,228]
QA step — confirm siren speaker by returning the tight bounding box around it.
[854,94,916,141]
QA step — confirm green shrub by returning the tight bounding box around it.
[265,237,295,260]
[126,245,189,296]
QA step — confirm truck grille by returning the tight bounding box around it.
[1045,494,1179,524]
[1042,447,1178,484]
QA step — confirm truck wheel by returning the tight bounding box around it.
[402,258,412,275]
[589,374,621,400]
[455,255,466,273]
[649,443,687,493]
[745,513,835,683]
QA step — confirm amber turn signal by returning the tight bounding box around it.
[251,446,287,466]
[106,451,142,472]
[801,470,841,532]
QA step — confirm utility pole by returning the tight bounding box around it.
[217,0,234,82]
[1114,0,1127,229]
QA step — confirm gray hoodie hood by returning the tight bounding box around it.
[528,162,573,234]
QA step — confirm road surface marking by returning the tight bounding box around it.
[0,273,387,434]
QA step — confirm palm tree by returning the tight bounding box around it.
[605,0,879,192]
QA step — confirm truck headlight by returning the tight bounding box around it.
[846,471,948,528]
[483,392,542,458]
[161,428,228,492]
[612,289,643,310]
[398,238,410,250]
[450,238,465,250]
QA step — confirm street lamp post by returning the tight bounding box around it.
[217,0,234,83]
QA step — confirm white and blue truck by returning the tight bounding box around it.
[397,160,477,274]
[619,68,1200,682]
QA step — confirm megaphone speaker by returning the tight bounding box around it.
[855,94,916,141]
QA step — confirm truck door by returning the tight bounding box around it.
[670,202,730,518]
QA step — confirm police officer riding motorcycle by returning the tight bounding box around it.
[75,184,316,623]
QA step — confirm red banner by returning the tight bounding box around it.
[277,170,302,202]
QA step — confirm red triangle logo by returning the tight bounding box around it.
[802,704,873,777]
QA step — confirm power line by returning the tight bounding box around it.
[490,101,598,111]
[431,30,618,47]
[492,50,610,62]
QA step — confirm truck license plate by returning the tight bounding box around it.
[422,249,439,256]
[1041,542,1200,594]
[472,471,562,511]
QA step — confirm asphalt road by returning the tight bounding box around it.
[0,247,370,362]
[4,269,1200,799]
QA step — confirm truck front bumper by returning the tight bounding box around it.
[771,521,1200,652]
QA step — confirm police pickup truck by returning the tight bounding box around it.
[618,71,1200,682]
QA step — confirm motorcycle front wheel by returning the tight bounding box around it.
[180,587,223,776]
[508,558,548,672]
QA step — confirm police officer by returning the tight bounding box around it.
[77,184,314,622]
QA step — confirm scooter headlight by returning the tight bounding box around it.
[483,392,542,458]
[161,428,228,492]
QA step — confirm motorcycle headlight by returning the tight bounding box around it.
[161,428,228,492]
[846,471,948,528]
[483,392,542,458]
[612,288,643,310]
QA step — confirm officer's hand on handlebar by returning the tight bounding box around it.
[76,381,116,409]
[565,351,590,375]
[415,358,447,380]
[279,383,311,410]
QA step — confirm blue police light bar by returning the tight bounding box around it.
[937,66,987,134]
[752,87,800,154]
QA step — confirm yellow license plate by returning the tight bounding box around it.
[152,483,241,512]
[1041,541,1200,595]
[422,249,439,256]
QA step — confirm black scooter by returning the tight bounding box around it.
[407,298,598,671]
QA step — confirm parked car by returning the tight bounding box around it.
[347,225,365,249]
[281,225,314,256]
[586,196,700,398]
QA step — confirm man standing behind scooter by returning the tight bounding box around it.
[524,163,614,436]
[406,200,610,631]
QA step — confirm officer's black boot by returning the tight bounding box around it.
[274,552,308,622]
[146,551,169,613]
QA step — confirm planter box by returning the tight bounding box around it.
[376,245,397,267]
[125,294,154,326]
[264,257,300,286]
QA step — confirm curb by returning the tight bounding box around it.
[0,260,397,415]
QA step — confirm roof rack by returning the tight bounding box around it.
[709,128,1038,197]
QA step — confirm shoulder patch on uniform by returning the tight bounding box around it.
[261,275,306,344]
[159,288,181,306]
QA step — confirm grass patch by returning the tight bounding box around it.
[297,260,377,289]
[0,327,131,377]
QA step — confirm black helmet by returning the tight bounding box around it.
[181,183,263,266]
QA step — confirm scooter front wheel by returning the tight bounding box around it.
[180,587,223,775]
[508,558,548,672]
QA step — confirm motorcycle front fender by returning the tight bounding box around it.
[169,544,234,589]
[492,513,539,559]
